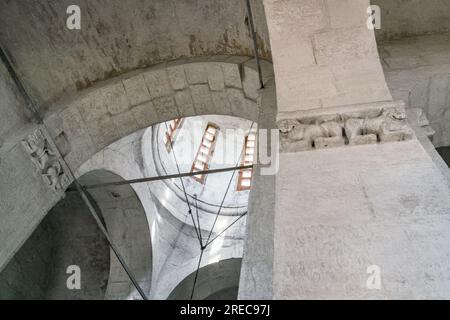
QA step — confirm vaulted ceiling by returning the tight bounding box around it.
[0,0,271,110]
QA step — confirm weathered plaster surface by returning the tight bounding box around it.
[0,0,271,109]
[274,139,450,299]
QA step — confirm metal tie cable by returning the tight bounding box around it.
[190,249,204,300]
[194,195,203,248]
[190,121,254,298]
[204,122,255,246]
[163,121,203,247]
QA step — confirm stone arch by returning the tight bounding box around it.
[41,56,277,301]
[44,56,275,171]
[77,170,153,300]
[167,258,242,300]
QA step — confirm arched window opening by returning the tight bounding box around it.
[164,118,183,152]
[191,123,219,184]
[237,130,256,191]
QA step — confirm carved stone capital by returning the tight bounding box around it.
[277,101,414,153]
[22,127,73,192]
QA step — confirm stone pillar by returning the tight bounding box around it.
[239,80,277,299]
[264,0,391,112]
[264,0,450,299]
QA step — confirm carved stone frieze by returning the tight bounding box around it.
[22,127,72,192]
[278,106,414,152]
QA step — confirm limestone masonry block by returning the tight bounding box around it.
[53,131,71,158]
[265,0,327,36]
[348,134,377,145]
[221,63,242,89]
[379,131,414,143]
[211,91,231,115]
[190,84,213,114]
[63,132,95,170]
[44,113,63,138]
[284,65,337,100]
[102,83,130,115]
[144,69,172,98]
[153,96,179,121]
[76,92,108,123]
[86,116,120,149]
[243,100,259,122]
[131,101,159,128]
[272,35,316,71]
[185,63,208,85]
[321,87,391,109]
[167,65,188,91]
[174,90,196,117]
[330,59,388,93]
[242,66,260,101]
[281,140,311,153]
[60,107,88,138]
[227,88,247,117]
[112,111,141,138]
[326,0,368,29]
[313,27,378,66]
[207,63,225,91]
[122,75,151,107]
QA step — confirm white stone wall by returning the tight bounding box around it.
[379,34,450,147]
[274,139,450,299]
[263,0,391,113]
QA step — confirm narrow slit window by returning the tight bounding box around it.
[237,131,257,191]
[164,118,183,152]
[191,123,219,184]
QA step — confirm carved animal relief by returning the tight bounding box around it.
[22,128,72,192]
[278,108,414,152]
